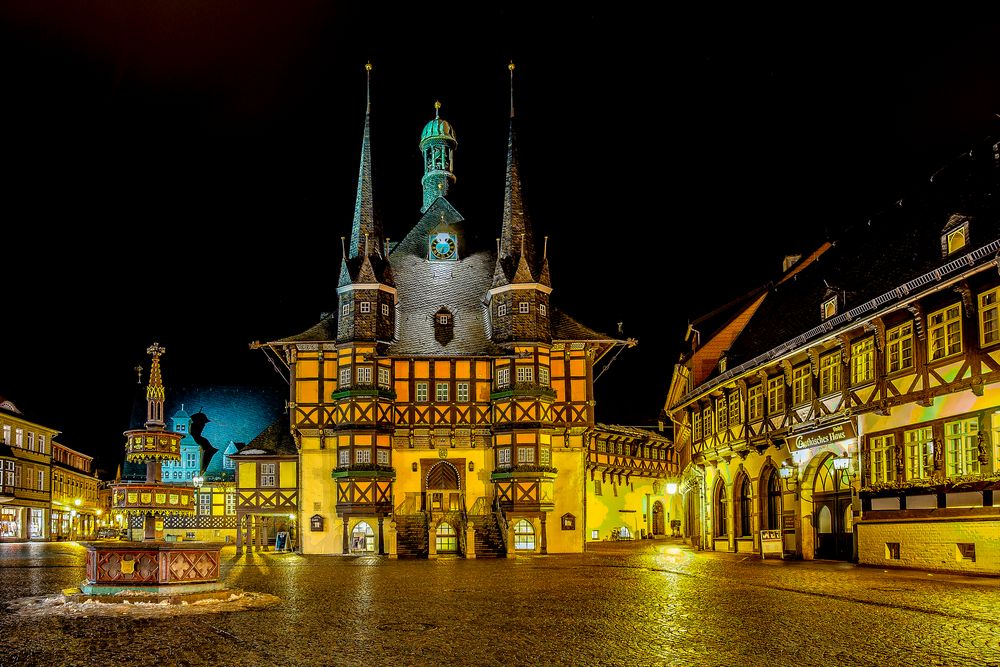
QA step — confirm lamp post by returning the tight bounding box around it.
[778,464,800,499]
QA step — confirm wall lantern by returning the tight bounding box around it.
[665,482,678,496]
[778,464,800,498]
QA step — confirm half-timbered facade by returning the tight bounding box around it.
[232,416,298,554]
[0,398,56,541]
[260,66,675,557]
[666,137,1000,573]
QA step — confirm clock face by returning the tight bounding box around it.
[429,232,457,261]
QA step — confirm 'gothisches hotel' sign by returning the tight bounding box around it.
[792,421,857,450]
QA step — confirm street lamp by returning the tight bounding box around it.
[665,482,678,496]
[192,475,204,488]
[778,463,800,498]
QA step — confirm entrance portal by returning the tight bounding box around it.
[426,461,461,512]
[651,501,665,536]
[351,521,375,554]
[812,456,853,561]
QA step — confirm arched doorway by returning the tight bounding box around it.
[813,455,853,560]
[513,519,535,551]
[436,522,458,554]
[735,473,752,538]
[351,521,375,553]
[426,461,461,512]
[651,501,665,536]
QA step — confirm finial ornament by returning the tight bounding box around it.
[365,62,372,72]
[365,62,372,113]
[508,62,515,118]
[434,100,441,119]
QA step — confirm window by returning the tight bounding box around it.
[928,304,962,360]
[437,313,450,325]
[261,463,276,487]
[765,470,782,530]
[2,425,9,444]
[377,449,389,465]
[904,427,934,481]
[436,383,449,402]
[517,447,535,463]
[37,470,44,490]
[496,367,510,388]
[692,410,702,441]
[992,412,1000,473]
[199,492,212,515]
[518,302,530,314]
[792,365,812,404]
[728,392,740,425]
[851,338,874,385]
[339,366,352,388]
[539,303,547,317]
[497,303,508,317]
[415,382,428,402]
[540,447,550,465]
[703,407,714,437]
[339,449,350,466]
[382,303,390,316]
[886,322,914,373]
[185,452,197,469]
[436,522,458,553]
[223,454,235,470]
[594,479,602,496]
[821,296,837,320]
[498,447,511,465]
[869,434,896,483]
[736,475,751,537]
[819,351,841,395]
[716,399,727,432]
[957,543,976,562]
[15,429,23,447]
[225,492,236,516]
[980,288,999,347]
[766,376,784,416]
[947,228,966,254]
[456,382,470,402]
[538,367,550,387]
[356,366,372,385]
[747,384,763,421]
[378,367,390,388]
[27,432,34,451]
[714,482,727,536]
[945,418,979,477]
[342,302,350,316]
[516,366,533,384]
[355,449,371,464]
[513,519,535,551]
[886,542,901,560]
[359,302,371,314]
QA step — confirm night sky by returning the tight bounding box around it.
[2,6,999,476]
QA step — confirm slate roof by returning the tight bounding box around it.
[692,136,1000,392]
[232,414,296,457]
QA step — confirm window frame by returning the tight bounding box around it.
[928,304,963,361]
[979,288,999,347]
[415,382,429,402]
[869,434,896,484]
[851,338,874,385]
[435,382,449,402]
[886,321,914,373]
[747,384,763,421]
[792,364,812,405]
[945,417,979,477]
[819,350,842,396]
[766,376,785,416]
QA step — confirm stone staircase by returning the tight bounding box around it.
[395,514,428,559]
[471,513,506,558]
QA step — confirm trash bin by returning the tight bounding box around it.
[275,531,287,551]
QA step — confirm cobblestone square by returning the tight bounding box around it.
[2,540,999,667]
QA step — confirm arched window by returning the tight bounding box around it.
[513,519,535,551]
[765,468,782,530]
[714,482,728,537]
[436,522,458,553]
[737,474,752,537]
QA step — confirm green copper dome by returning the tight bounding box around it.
[420,103,457,148]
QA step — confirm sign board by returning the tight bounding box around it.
[310,514,324,532]
[782,515,796,530]
[760,529,783,558]
[791,421,857,451]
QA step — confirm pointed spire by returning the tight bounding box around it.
[495,61,536,284]
[538,236,551,287]
[145,342,166,429]
[348,62,383,261]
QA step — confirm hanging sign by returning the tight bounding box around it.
[791,421,857,450]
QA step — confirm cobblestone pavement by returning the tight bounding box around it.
[1,539,998,667]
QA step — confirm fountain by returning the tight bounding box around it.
[79,343,225,598]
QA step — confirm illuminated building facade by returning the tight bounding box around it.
[261,66,678,557]
[50,441,100,540]
[666,137,1000,573]
[0,398,56,541]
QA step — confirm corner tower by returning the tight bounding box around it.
[337,63,396,345]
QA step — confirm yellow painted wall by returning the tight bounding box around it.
[546,447,585,553]
[586,475,666,543]
[857,518,999,574]
[299,438,339,554]
[238,462,256,489]
[280,461,297,488]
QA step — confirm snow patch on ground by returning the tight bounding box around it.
[6,591,280,618]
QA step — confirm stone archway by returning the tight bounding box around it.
[425,461,461,512]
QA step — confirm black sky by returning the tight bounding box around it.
[2,6,999,475]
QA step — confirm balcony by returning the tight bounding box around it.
[490,464,558,482]
[123,430,182,463]
[110,484,194,515]
[330,385,396,401]
[330,464,396,480]
[490,383,556,401]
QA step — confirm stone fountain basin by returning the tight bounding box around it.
[83,541,225,595]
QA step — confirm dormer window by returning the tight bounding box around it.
[821,296,837,320]
[518,302,530,314]
[434,306,454,346]
[941,213,970,257]
[498,303,508,317]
